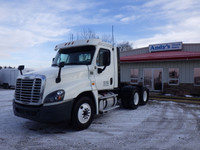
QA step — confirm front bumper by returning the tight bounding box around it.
[13,100,74,123]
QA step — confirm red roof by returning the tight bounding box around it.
[120,51,200,62]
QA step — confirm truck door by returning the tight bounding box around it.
[94,48,114,90]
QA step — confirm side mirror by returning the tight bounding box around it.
[52,58,55,63]
[56,62,65,83]
[18,65,25,75]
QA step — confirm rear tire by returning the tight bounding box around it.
[121,86,139,109]
[129,89,139,109]
[71,97,94,130]
[139,87,149,105]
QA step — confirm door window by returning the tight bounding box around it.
[96,49,110,67]
[154,69,162,90]
[144,69,152,90]
[144,68,162,91]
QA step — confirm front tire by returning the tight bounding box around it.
[71,97,94,130]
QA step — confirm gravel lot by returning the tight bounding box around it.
[1,88,200,150]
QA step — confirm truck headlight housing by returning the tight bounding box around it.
[44,90,65,103]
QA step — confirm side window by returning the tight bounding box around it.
[194,68,200,86]
[96,48,111,67]
[168,68,179,85]
[130,69,139,84]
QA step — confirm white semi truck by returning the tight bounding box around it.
[13,39,149,130]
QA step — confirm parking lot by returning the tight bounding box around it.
[1,88,200,150]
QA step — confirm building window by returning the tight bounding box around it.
[130,69,139,84]
[168,68,179,85]
[194,68,200,86]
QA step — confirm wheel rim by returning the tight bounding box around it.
[133,92,139,105]
[143,91,147,102]
[78,103,91,124]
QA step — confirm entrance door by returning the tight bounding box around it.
[143,68,162,91]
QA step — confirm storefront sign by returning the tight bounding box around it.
[149,42,182,52]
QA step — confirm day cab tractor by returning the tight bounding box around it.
[13,39,149,130]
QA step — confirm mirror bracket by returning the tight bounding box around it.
[56,62,65,83]
[18,65,25,75]
[97,66,106,74]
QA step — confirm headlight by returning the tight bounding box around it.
[44,90,65,103]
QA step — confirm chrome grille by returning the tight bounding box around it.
[15,78,42,104]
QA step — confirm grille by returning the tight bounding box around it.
[15,78,42,104]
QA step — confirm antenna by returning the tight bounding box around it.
[69,33,74,41]
[112,25,114,47]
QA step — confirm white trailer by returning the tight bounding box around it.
[0,68,33,88]
[0,69,19,88]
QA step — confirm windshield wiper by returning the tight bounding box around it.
[52,62,89,66]
[66,63,82,65]
[52,64,58,67]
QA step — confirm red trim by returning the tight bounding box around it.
[120,51,200,62]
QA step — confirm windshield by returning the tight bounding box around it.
[52,46,95,66]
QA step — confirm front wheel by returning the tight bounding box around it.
[71,97,94,130]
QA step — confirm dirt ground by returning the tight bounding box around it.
[1,89,200,150]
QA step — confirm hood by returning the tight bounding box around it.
[26,65,88,79]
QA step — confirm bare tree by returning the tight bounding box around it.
[101,34,112,44]
[71,28,113,44]
[77,28,99,40]
[117,41,133,51]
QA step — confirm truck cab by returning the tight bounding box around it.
[13,39,149,130]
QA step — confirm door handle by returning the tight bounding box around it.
[110,78,113,85]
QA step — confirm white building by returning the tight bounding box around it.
[120,42,200,96]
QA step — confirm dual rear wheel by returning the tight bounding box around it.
[121,86,149,109]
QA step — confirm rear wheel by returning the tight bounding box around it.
[71,97,94,130]
[139,87,149,105]
[121,86,139,109]
[129,89,139,109]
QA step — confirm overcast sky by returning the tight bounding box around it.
[1,0,200,69]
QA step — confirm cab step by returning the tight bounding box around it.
[99,105,120,114]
